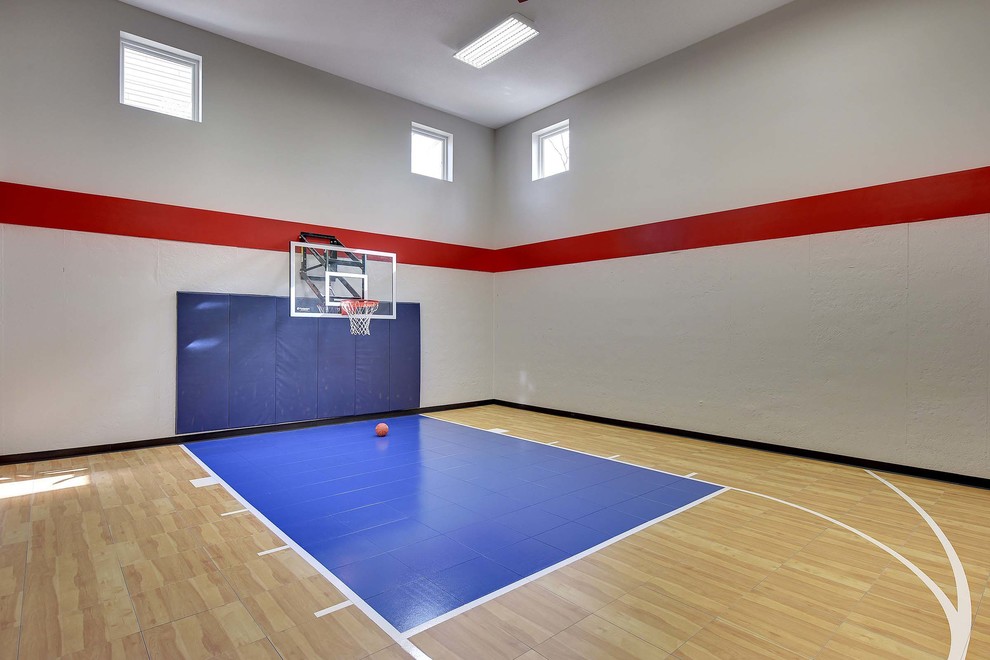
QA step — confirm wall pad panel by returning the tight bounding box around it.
[177,293,419,434]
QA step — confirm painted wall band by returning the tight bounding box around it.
[3,165,990,272]
[0,182,494,271]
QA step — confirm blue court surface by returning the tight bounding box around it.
[186,416,722,633]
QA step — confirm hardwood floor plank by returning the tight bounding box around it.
[143,601,266,660]
[240,574,347,635]
[410,608,531,660]
[475,582,591,647]
[131,570,239,630]
[267,606,392,660]
[8,404,981,658]
[535,614,669,659]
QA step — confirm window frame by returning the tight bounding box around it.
[410,122,453,182]
[119,31,202,122]
[532,119,570,181]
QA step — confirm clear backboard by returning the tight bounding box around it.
[289,241,396,319]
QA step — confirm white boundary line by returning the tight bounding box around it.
[866,470,971,660]
[430,416,969,656]
[180,445,432,660]
[400,487,728,638]
[257,545,290,557]
[428,415,724,489]
[546,441,560,445]
[733,481,969,660]
[606,454,621,459]
[182,416,727,648]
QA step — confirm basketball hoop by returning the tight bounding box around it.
[340,299,379,335]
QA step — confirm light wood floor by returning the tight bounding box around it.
[1,404,988,659]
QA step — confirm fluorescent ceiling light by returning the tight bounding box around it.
[454,13,539,69]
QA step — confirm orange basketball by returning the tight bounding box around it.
[375,422,389,437]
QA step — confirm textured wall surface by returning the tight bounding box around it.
[3,0,990,478]
[494,215,990,478]
[493,0,990,247]
[0,224,493,455]
[0,0,494,247]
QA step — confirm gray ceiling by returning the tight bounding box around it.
[120,0,794,128]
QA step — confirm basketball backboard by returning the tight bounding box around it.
[289,240,396,318]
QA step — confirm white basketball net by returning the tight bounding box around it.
[340,299,379,335]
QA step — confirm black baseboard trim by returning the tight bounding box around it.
[6,398,988,490]
[0,400,497,466]
[492,400,990,490]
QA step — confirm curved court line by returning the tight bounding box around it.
[866,470,971,660]
[732,481,968,660]
[427,417,971,656]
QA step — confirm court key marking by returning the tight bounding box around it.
[189,476,218,488]
[256,545,290,557]
[315,601,353,618]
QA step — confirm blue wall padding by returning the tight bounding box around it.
[389,304,421,411]
[355,319,390,415]
[229,296,277,428]
[317,318,356,418]
[275,297,320,423]
[176,293,230,433]
[176,294,420,434]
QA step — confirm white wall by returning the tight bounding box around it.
[4,0,990,477]
[0,0,494,248]
[492,0,990,477]
[493,0,990,246]
[0,224,493,455]
[0,0,496,456]
[494,216,990,477]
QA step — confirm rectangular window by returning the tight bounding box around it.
[120,32,201,121]
[411,122,452,182]
[532,119,570,180]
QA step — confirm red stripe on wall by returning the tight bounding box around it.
[490,166,990,271]
[0,182,495,271]
[3,166,990,273]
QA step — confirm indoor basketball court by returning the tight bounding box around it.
[2,1,990,659]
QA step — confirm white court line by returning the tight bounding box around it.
[430,416,971,653]
[606,454,621,459]
[867,470,971,659]
[179,445,432,660]
[431,416,722,489]
[257,545,290,557]
[733,482,968,660]
[182,418,726,651]
[220,508,249,517]
[190,476,218,488]
[486,428,509,434]
[315,601,353,618]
